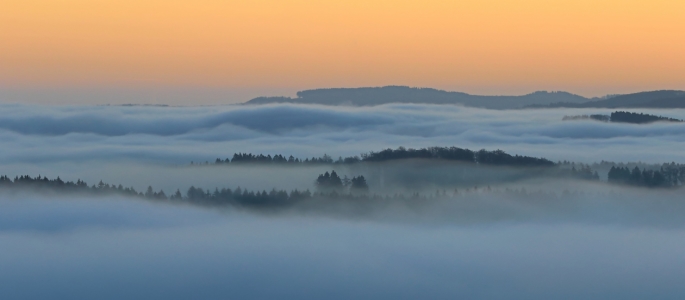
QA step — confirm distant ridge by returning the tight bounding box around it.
[245,86,685,109]
[527,90,685,109]
[246,86,589,109]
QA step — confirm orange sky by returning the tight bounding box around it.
[1,0,684,103]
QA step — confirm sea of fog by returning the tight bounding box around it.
[0,103,684,167]
[2,194,685,300]
[1,103,685,191]
[1,103,685,299]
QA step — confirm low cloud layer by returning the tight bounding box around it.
[1,194,685,300]
[0,103,684,167]
[2,102,684,299]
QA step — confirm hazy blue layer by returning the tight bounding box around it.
[1,195,684,300]
[0,104,684,166]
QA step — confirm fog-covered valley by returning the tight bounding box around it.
[3,193,685,299]
[2,103,685,165]
[2,103,685,299]
[6,0,684,297]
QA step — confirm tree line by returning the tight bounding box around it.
[0,171,369,207]
[0,174,605,209]
[611,111,682,124]
[0,168,682,212]
[0,174,168,198]
[202,146,555,167]
[562,111,682,124]
[607,166,678,187]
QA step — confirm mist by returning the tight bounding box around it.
[1,104,685,169]
[2,102,685,299]
[6,0,684,296]
[2,192,685,300]
[1,103,685,193]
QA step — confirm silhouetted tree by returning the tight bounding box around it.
[350,176,369,192]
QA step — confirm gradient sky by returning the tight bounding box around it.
[1,0,684,104]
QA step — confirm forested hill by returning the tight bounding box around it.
[204,146,557,167]
[530,90,685,109]
[562,111,683,124]
[246,86,589,109]
[611,111,682,124]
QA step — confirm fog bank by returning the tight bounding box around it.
[1,104,685,167]
[1,194,684,300]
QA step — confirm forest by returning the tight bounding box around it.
[0,170,679,213]
[1,160,683,210]
[610,111,682,124]
[0,173,615,210]
[204,146,555,166]
[562,111,682,124]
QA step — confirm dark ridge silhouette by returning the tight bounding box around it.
[246,86,685,109]
[531,90,685,109]
[562,111,682,124]
[208,146,555,167]
[610,111,682,124]
[582,91,685,108]
[201,148,606,190]
[246,86,589,109]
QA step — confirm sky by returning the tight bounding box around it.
[4,3,685,297]
[1,0,684,104]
